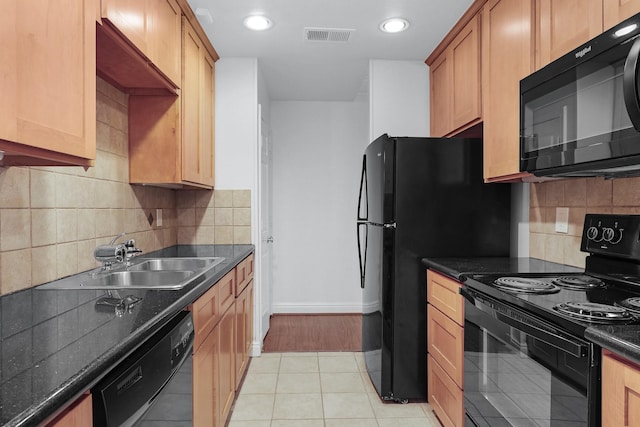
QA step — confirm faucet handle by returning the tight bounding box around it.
[109,231,127,245]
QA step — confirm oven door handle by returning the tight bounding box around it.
[460,287,588,358]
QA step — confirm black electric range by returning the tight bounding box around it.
[460,214,640,427]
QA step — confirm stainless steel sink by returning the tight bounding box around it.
[128,257,224,272]
[37,256,226,290]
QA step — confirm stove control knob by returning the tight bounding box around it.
[603,227,614,242]
[587,226,602,241]
[610,228,623,244]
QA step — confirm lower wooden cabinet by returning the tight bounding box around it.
[602,350,640,426]
[218,305,236,424]
[427,269,465,427]
[235,280,254,387]
[193,325,220,426]
[43,393,92,427]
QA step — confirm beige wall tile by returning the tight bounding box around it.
[77,239,98,272]
[56,209,78,243]
[196,208,215,226]
[177,226,196,245]
[564,236,586,268]
[177,208,196,227]
[529,233,545,259]
[568,207,586,237]
[1,209,31,251]
[530,182,545,207]
[234,226,252,244]
[195,190,215,208]
[30,169,56,208]
[32,210,57,247]
[1,249,32,293]
[544,234,565,264]
[586,177,612,207]
[214,226,234,244]
[0,167,30,208]
[214,190,233,207]
[613,177,640,206]
[176,190,196,209]
[564,179,586,207]
[214,208,233,225]
[545,181,564,206]
[195,226,215,244]
[77,209,97,240]
[234,208,252,226]
[529,207,544,233]
[31,245,58,285]
[233,190,251,207]
[57,242,78,278]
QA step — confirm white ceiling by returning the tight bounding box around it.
[187,0,474,101]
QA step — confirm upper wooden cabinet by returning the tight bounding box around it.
[604,0,640,29]
[0,0,96,167]
[482,0,535,182]
[427,14,482,137]
[128,17,215,189]
[99,0,181,90]
[537,0,603,68]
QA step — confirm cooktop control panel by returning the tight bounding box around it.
[581,214,640,259]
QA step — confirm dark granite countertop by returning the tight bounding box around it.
[0,244,253,427]
[423,256,640,368]
[421,256,582,281]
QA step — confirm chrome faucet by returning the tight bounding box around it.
[94,232,142,270]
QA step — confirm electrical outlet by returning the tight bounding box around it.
[156,209,163,227]
[555,207,569,233]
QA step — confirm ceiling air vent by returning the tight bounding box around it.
[304,27,355,43]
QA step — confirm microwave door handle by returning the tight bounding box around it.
[623,36,640,131]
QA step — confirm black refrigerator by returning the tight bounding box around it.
[356,134,511,402]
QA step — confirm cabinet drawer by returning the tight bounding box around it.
[189,282,220,351]
[428,354,464,427]
[427,270,464,325]
[428,306,464,388]
[235,253,254,296]
[602,350,640,427]
[219,270,236,315]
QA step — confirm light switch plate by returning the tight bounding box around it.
[156,209,163,227]
[555,207,569,233]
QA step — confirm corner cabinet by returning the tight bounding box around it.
[190,254,254,427]
[128,17,215,189]
[428,13,482,137]
[602,349,640,426]
[482,0,535,182]
[427,269,465,427]
[0,0,96,167]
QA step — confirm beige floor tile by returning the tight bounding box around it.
[323,393,375,419]
[248,355,281,374]
[239,373,278,394]
[360,372,378,394]
[368,393,428,418]
[230,394,275,421]
[277,372,321,393]
[324,419,380,427]
[280,351,318,357]
[259,352,283,358]
[377,418,436,427]
[279,355,319,373]
[354,352,367,372]
[271,420,324,427]
[319,355,359,373]
[320,351,355,357]
[227,421,271,427]
[272,393,324,419]
[320,372,366,393]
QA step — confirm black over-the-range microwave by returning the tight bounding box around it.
[520,12,640,178]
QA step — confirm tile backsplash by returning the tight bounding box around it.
[530,176,640,268]
[0,78,251,296]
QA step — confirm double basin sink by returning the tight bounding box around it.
[39,257,225,290]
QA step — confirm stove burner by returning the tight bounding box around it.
[553,301,636,323]
[551,275,605,290]
[493,277,559,294]
[616,297,640,313]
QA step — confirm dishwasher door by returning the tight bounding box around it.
[93,311,194,427]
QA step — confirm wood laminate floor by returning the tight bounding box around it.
[262,314,362,352]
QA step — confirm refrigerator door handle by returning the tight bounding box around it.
[357,155,368,222]
[357,222,368,288]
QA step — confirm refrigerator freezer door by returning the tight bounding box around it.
[364,134,395,225]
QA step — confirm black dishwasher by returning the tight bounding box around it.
[93,311,194,427]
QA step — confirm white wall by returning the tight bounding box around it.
[369,60,430,140]
[215,58,258,189]
[270,100,368,312]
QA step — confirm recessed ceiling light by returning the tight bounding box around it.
[244,15,272,31]
[379,18,409,33]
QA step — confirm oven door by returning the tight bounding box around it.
[460,287,600,427]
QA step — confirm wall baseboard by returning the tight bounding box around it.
[271,303,362,314]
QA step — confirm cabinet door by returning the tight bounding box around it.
[537,0,603,67]
[427,270,464,326]
[430,52,452,137]
[451,15,481,132]
[218,306,236,425]
[193,327,220,427]
[482,0,535,182]
[102,0,148,53]
[1,0,96,165]
[428,354,464,427]
[428,307,464,388]
[235,287,248,388]
[182,17,214,186]
[604,0,640,29]
[148,0,181,85]
[602,351,640,426]
[45,393,92,427]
